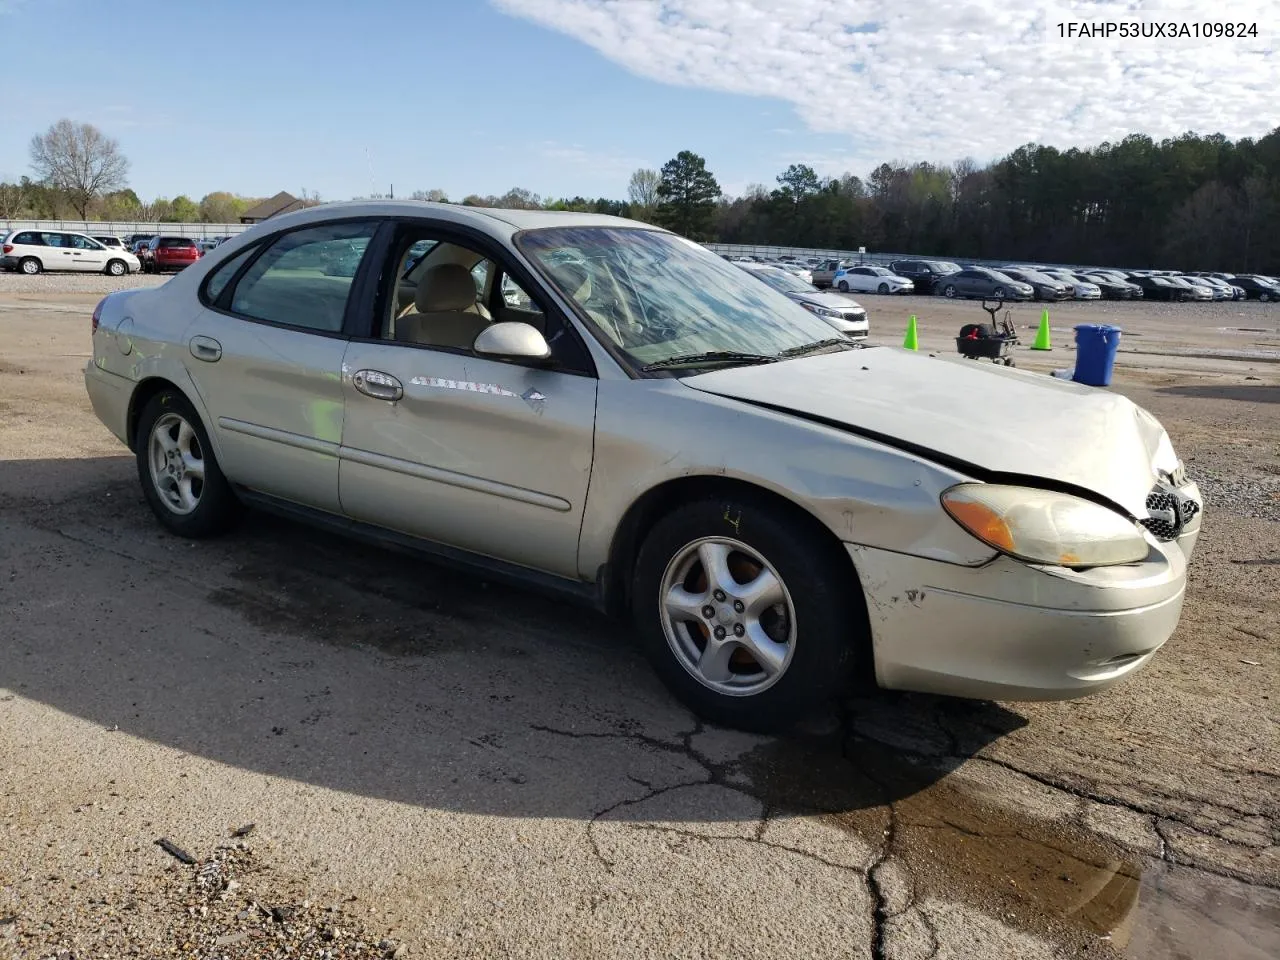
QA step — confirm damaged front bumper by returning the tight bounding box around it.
[848,509,1200,701]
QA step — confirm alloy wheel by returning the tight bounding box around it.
[147,412,206,515]
[659,537,797,697]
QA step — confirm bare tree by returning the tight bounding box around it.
[298,188,323,207]
[627,168,660,208]
[0,178,25,219]
[410,189,448,202]
[28,119,130,218]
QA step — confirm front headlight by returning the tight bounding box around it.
[802,302,844,319]
[941,484,1149,567]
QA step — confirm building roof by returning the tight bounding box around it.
[239,191,308,222]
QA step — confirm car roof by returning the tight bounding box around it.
[244,200,660,239]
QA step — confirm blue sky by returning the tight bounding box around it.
[0,0,840,202]
[1,0,1277,204]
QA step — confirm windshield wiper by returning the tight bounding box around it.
[641,351,779,371]
[777,338,855,358]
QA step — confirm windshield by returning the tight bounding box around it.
[866,267,892,276]
[748,266,817,295]
[935,262,961,273]
[518,227,845,371]
[987,270,1018,283]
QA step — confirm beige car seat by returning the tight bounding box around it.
[395,263,491,349]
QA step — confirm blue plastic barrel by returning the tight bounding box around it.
[1072,324,1122,386]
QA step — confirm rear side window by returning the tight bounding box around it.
[227,222,378,332]
[13,232,42,245]
[204,245,259,303]
[42,233,68,248]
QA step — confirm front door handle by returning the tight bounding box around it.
[189,335,222,362]
[352,369,403,402]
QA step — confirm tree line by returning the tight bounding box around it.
[7,118,1280,271]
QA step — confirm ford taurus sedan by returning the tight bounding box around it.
[84,202,1202,731]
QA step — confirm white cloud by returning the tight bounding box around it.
[494,0,1280,170]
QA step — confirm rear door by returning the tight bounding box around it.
[336,219,598,578]
[41,232,77,271]
[182,220,381,514]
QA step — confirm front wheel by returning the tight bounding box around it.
[943,284,956,298]
[106,259,126,276]
[877,282,889,294]
[837,280,849,293]
[1260,292,1271,302]
[993,286,1006,298]
[135,389,240,538]
[631,497,864,732]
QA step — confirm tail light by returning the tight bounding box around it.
[91,296,107,334]
[2,244,11,254]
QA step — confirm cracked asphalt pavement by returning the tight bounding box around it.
[1,283,1278,958]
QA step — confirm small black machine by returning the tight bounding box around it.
[956,297,1019,367]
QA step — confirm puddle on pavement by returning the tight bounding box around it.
[738,731,1280,958]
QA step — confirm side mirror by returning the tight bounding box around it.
[473,321,552,362]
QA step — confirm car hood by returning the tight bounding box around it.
[684,348,1174,517]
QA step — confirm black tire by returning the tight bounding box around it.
[19,257,41,275]
[1260,291,1271,302]
[106,259,126,276]
[993,286,1006,299]
[943,284,956,298]
[134,389,240,538]
[877,282,889,294]
[631,496,865,732]
[838,280,849,293]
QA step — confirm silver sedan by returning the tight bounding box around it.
[84,202,1202,731]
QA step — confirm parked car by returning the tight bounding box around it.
[142,236,202,273]
[1080,271,1142,299]
[81,201,1203,730]
[93,235,129,252]
[1181,276,1229,301]
[738,263,869,339]
[811,258,853,289]
[936,267,1034,301]
[1038,269,1102,300]
[998,267,1071,301]
[1163,276,1213,301]
[887,259,961,294]
[1228,275,1280,300]
[831,265,913,295]
[1,229,139,275]
[1126,274,1186,301]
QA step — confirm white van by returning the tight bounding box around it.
[1,229,140,276]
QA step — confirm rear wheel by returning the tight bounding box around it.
[19,257,40,275]
[105,259,126,276]
[631,497,863,732]
[135,389,240,538]
[838,280,849,293]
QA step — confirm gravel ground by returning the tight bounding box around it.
[1,287,1278,959]
[0,271,167,296]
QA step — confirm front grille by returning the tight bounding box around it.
[1140,491,1200,541]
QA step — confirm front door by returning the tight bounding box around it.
[182,221,381,514]
[337,222,597,579]
[70,234,107,272]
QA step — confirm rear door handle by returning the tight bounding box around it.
[189,335,222,362]
[352,369,403,402]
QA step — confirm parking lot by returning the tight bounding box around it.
[1,272,1278,958]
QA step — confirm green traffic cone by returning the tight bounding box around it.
[1031,308,1052,350]
[903,314,919,350]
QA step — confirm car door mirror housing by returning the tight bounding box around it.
[473,322,552,362]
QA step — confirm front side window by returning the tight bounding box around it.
[71,235,101,250]
[518,228,848,372]
[228,221,377,332]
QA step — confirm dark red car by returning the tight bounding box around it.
[142,236,201,273]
